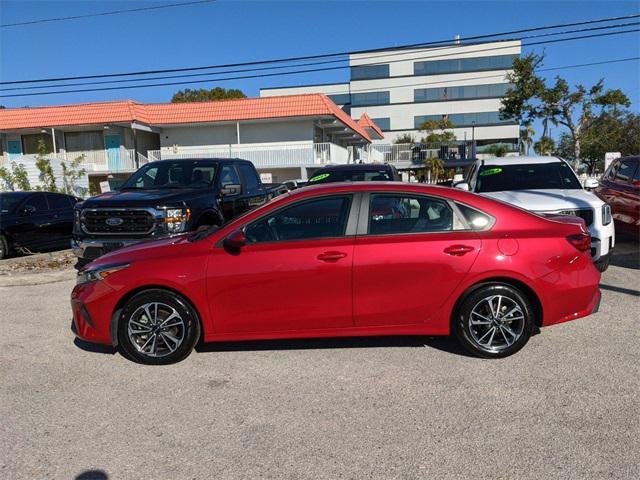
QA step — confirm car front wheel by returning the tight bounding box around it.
[117,289,200,365]
[453,284,535,358]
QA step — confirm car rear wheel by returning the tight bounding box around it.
[453,284,534,358]
[117,289,200,365]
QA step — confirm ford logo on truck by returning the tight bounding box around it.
[106,217,124,226]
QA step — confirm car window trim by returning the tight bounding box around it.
[356,191,470,237]
[239,193,360,246]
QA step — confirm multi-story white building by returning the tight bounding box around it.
[261,39,521,153]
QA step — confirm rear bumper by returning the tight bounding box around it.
[536,253,602,327]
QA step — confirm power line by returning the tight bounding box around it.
[0,1,216,28]
[2,20,637,93]
[1,27,637,99]
[1,13,638,85]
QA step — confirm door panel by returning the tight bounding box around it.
[104,135,121,171]
[207,238,354,333]
[9,194,50,249]
[353,193,480,327]
[353,232,480,326]
[7,140,22,160]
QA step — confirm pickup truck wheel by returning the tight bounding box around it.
[0,234,9,260]
[117,289,200,365]
[452,284,534,358]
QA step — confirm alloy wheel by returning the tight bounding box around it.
[127,302,186,358]
[468,295,525,353]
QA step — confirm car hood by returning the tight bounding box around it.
[480,189,603,212]
[80,189,206,208]
[84,234,191,270]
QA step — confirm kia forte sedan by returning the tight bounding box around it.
[71,183,601,364]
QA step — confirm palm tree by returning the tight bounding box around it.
[424,156,445,182]
[520,124,535,155]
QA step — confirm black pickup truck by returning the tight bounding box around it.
[72,158,277,266]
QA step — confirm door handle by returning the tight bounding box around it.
[317,251,348,262]
[444,245,475,256]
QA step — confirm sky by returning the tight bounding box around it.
[0,0,639,139]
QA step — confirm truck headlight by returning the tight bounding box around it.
[164,208,190,233]
[602,204,612,225]
[77,263,129,285]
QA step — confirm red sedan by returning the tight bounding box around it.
[71,182,601,364]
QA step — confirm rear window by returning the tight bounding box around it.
[309,169,393,184]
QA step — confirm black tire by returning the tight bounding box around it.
[595,255,610,273]
[117,289,201,365]
[74,257,92,271]
[0,234,9,260]
[452,283,535,358]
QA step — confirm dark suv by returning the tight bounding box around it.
[595,155,639,238]
[0,191,80,259]
[72,158,275,266]
[307,164,401,184]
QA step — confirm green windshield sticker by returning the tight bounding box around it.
[309,173,331,182]
[480,167,503,176]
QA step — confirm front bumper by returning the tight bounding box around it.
[71,236,163,260]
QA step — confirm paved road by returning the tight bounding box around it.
[1,241,639,479]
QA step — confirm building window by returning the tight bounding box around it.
[64,131,104,152]
[413,112,516,129]
[351,91,390,106]
[327,94,351,105]
[351,64,390,80]
[414,55,517,76]
[414,83,512,102]
[21,133,53,154]
[371,117,391,131]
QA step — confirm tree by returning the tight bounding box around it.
[61,154,87,196]
[393,133,416,144]
[0,162,31,191]
[534,136,556,156]
[424,156,445,182]
[483,144,510,157]
[171,87,246,103]
[419,119,456,143]
[519,124,535,155]
[34,139,57,192]
[501,53,630,163]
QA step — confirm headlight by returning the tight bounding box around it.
[73,209,81,232]
[163,207,191,233]
[77,263,129,285]
[602,204,612,225]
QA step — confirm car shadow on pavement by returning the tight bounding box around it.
[610,236,639,270]
[75,470,108,480]
[73,338,116,355]
[196,335,476,358]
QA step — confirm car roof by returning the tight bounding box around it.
[314,163,394,172]
[145,158,250,165]
[479,156,562,166]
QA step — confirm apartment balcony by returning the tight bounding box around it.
[146,141,351,168]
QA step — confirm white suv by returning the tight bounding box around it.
[456,156,614,271]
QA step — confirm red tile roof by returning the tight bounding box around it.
[0,94,372,142]
[357,113,384,139]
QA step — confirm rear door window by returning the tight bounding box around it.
[367,194,453,235]
[237,163,261,195]
[47,194,71,210]
[615,160,636,183]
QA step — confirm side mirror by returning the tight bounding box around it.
[220,184,241,196]
[223,229,246,254]
[584,178,599,190]
[454,182,470,191]
[22,205,36,215]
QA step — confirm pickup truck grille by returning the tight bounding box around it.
[82,209,155,235]
[540,208,594,227]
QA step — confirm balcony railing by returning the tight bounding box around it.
[147,141,351,167]
[1,148,139,173]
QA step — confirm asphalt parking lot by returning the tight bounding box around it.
[1,240,639,480]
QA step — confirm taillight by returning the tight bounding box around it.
[567,234,591,252]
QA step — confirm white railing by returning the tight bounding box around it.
[62,148,137,172]
[148,141,351,168]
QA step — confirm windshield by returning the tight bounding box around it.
[308,169,393,184]
[476,162,581,193]
[121,160,217,190]
[0,193,28,214]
